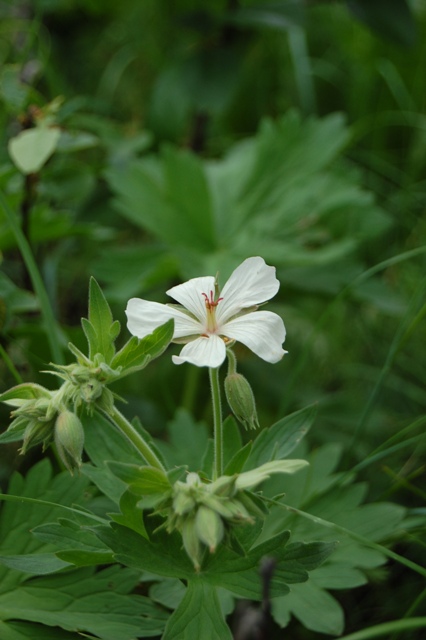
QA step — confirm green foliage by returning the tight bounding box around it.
[0,460,168,639]
[0,1,425,638]
[104,111,391,291]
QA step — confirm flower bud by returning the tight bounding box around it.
[173,489,196,516]
[54,411,84,474]
[21,418,55,454]
[181,516,202,571]
[224,372,259,431]
[195,506,224,553]
[208,474,237,497]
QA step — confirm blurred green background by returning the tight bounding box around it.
[0,0,425,638]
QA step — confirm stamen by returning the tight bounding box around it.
[202,291,223,310]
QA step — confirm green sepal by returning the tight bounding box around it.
[67,341,92,365]
[236,459,309,490]
[0,383,51,405]
[84,277,120,364]
[110,318,174,379]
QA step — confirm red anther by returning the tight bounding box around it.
[202,291,223,309]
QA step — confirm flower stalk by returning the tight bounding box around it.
[104,405,165,472]
[209,366,223,479]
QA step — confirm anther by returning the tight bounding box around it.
[202,291,223,310]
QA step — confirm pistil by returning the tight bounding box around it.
[202,291,223,334]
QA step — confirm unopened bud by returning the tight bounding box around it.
[54,411,84,474]
[21,418,55,454]
[181,516,202,571]
[224,373,259,431]
[195,506,224,553]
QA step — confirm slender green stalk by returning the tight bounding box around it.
[348,280,426,454]
[209,366,223,480]
[288,26,316,114]
[266,497,426,580]
[0,188,64,364]
[0,343,23,384]
[337,617,426,640]
[389,588,426,640]
[105,406,165,471]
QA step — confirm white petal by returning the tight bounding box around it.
[126,298,202,340]
[172,335,226,368]
[216,257,280,323]
[167,276,216,325]
[221,310,286,363]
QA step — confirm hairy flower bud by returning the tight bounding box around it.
[54,410,84,474]
[195,506,224,552]
[224,372,259,431]
[21,417,55,454]
[181,516,202,571]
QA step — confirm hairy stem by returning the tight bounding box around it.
[105,406,165,471]
[209,366,223,479]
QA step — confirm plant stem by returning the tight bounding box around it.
[0,343,23,384]
[0,188,64,364]
[209,366,223,479]
[337,618,426,640]
[106,406,166,471]
[226,348,237,375]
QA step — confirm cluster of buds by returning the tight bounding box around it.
[160,472,264,571]
[49,354,119,415]
[0,355,120,474]
[1,383,84,474]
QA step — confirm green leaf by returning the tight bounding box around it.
[203,530,292,600]
[94,521,195,579]
[107,462,171,495]
[85,276,120,363]
[81,462,127,504]
[56,549,114,567]
[82,410,148,468]
[107,146,217,253]
[32,518,112,559]
[245,404,316,468]
[149,578,186,610]
[0,459,91,592]
[0,554,70,575]
[0,619,77,640]
[0,566,169,640]
[272,579,345,635]
[8,126,60,174]
[110,490,148,538]
[222,415,243,469]
[224,441,253,475]
[162,580,232,640]
[0,461,168,639]
[156,408,210,471]
[257,441,411,634]
[111,318,174,377]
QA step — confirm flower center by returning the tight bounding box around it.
[202,291,223,334]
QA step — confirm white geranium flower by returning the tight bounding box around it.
[126,256,287,368]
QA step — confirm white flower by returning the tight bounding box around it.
[126,256,287,368]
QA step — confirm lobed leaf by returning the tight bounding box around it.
[162,580,232,640]
[111,318,174,377]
